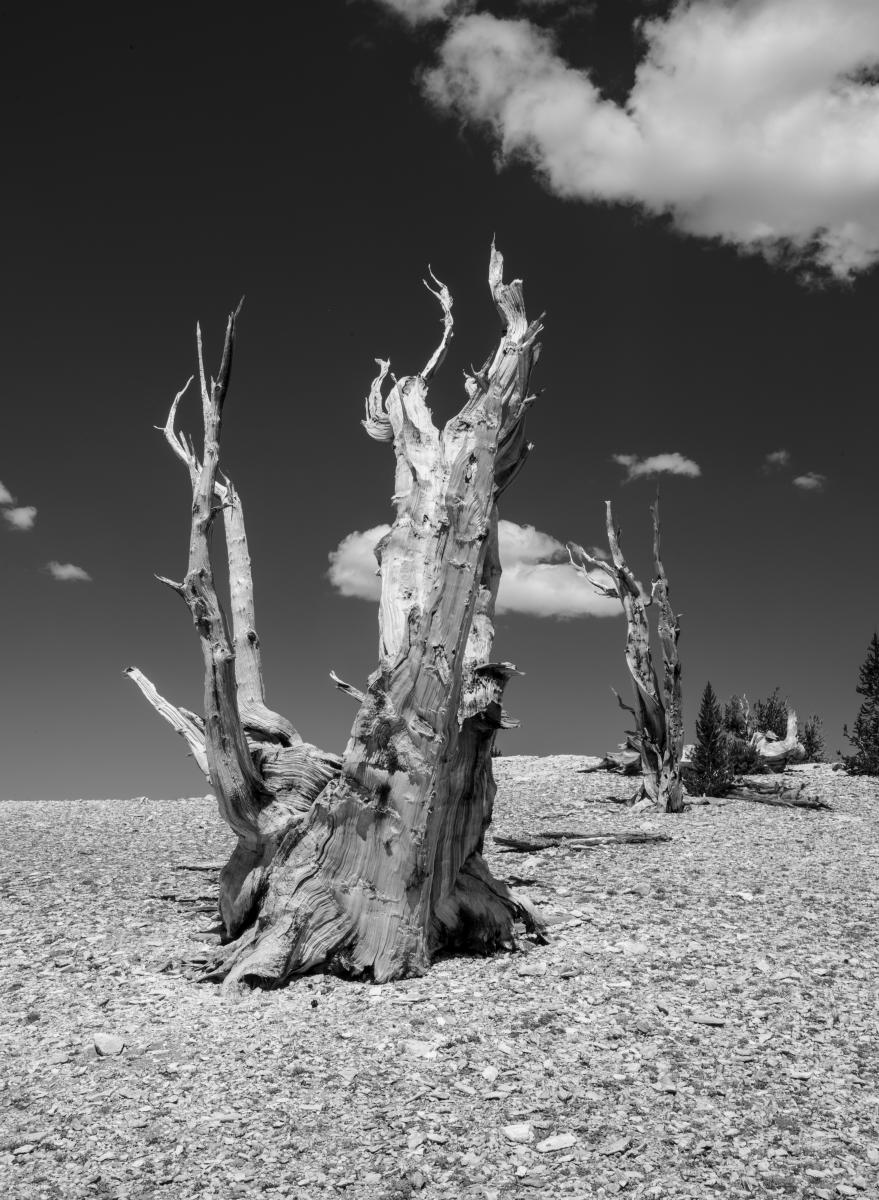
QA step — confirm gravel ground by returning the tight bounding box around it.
[1,759,877,1199]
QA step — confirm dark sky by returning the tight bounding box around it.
[2,2,877,800]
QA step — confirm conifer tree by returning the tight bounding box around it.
[690,681,732,797]
[722,693,760,774]
[753,687,789,739]
[843,633,879,776]
[801,714,825,763]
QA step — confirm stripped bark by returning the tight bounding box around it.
[568,496,685,813]
[206,246,547,989]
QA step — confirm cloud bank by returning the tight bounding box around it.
[612,452,701,482]
[3,505,37,531]
[411,0,879,279]
[328,519,620,619]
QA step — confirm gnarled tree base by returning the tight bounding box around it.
[204,845,544,992]
[218,740,343,935]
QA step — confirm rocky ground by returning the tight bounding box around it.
[1,759,878,1200]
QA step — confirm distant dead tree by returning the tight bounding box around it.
[750,712,806,772]
[127,245,546,988]
[568,498,685,814]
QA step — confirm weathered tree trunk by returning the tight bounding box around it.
[568,497,685,814]
[130,246,546,990]
[750,710,806,771]
[126,317,340,937]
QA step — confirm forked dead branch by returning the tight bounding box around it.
[127,245,547,989]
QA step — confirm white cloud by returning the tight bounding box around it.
[375,0,462,23]
[46,561,92,582]
[328,519,619,618]
[420,2,879,279]
[613,452,701,482]
[764,448,791,469]
[496,519,619,617]
[327,524,386,598]
[3,505,37,531]
[497,558,619,618]
[497,519,562,564]
[0,481,14,505]
[793,471,826,491]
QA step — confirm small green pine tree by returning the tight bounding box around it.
[843,633,879,776]
[753,688,789,739]
[722,693,760,774]
[801,714,825,763]
[690,682,733,797]
[722,694,749,737]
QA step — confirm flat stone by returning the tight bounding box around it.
[503,1123,534,1143]
[94,1032,125,1057]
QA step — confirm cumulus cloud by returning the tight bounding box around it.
[419,2,879,279]
[495,520,619,618]
[764,448,791,470]
[793,471,826,491]
[612,452,701,482]
[0,481,14,505]
[3,505,37,531]
[498,558,619,618]
[328,519,620,619]
[46,561,92,582]
[327,524,387,598]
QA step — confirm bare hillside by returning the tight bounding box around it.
[1,760,877,1199]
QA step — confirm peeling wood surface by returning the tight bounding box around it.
[210,246,546,989]
[3,760,878,1198]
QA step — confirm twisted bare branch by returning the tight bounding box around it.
[420,269,453,383]
[362,358,393,442]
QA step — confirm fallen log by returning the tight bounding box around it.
[579,747,642,776]
[493,830,671,853]
[727,781,831,811]
[732,791,832,811]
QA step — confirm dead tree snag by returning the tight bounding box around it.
[126,310,340,937]
[568,496,685,814]
[130,246,546,990]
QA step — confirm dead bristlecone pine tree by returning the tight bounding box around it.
[568,497,685,813]
[127,244,547,989]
